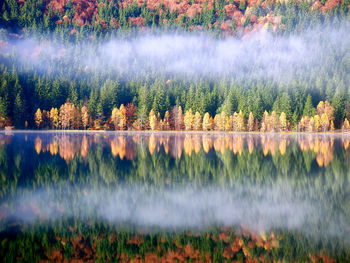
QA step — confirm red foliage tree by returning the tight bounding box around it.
[125,103,137,129]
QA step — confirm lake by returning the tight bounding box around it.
[0,131,349,262]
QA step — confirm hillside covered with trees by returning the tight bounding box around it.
[0,0,350,131]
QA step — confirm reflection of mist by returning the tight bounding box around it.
[1,183,349,242]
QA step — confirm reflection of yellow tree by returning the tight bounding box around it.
[193,135,201,154]
[261,135,277,156]
[298,136,334,167]
[184,135,194,156]
[58,136,79,162]
[34,137,42,154]
[80,136,88,158]
[111,136,126,159]
[279,139,287,155]
[148,134,156,155]
[214,136,225,154]
[202,135,212,153]
[247,136,254,154]
[342,137,350,151]
[231,135,243,155]
[49,140,58,155]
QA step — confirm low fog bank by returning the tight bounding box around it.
[1,24,349,81]
[1,184,348,240]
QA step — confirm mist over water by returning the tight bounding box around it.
[1,182,348,241]
[1,24,349,81]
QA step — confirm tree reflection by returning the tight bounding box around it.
[27,133,350,169]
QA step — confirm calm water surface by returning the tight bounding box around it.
[0,131,349,261]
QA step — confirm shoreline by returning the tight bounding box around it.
[1,129,350,136]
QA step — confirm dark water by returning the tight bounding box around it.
[0,131,349,261]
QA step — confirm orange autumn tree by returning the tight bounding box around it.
[125,103,137,130]
[173,106,184,130]
[59,100,76,129]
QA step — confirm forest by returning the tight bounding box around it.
[2,2,350,262]
[0,0,350,131]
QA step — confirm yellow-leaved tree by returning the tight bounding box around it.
[321,112,330,132]
[202,112,212,131]
[184,109,194,131]
[149,109,157,131]
[111,107,119,130]
[193,111,202,131]
[260,111,269,132]
[118,104,126,130]
[50,108,59,129]
[279,112,287,131]
[35,108,42,128]
[81,106,90,130]
[270,111,278,132]
[313,114,321,132]
[248,112,254,132]
[163,111,170,130]
[236,110,244,131]
[342,118,350,132]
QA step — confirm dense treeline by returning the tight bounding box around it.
[1,62,350,131]
[32,98,350,132]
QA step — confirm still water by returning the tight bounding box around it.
[0,131,349,261]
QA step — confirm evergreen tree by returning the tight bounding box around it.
[303,95,316,117]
